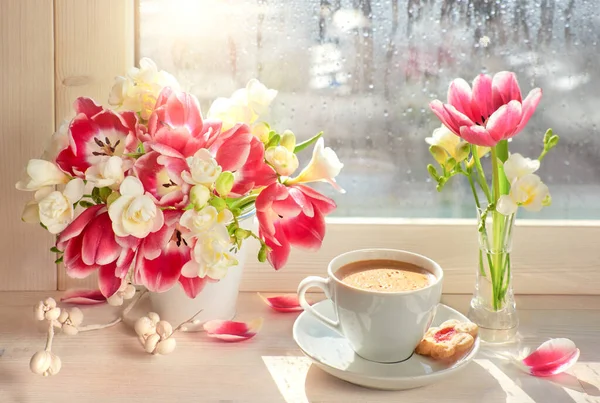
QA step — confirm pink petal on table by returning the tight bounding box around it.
[203,318,263,342]
[520,338,580,377]
[60,289,106,305]
[258,293,305,312]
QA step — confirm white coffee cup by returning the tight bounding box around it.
[297,249,443,363]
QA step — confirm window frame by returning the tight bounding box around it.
[56,0,600,296]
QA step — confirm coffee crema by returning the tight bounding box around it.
[337,259,434,292]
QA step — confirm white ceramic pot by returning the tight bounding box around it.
[148,209,257,331]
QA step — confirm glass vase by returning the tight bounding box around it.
[467,206,519,343]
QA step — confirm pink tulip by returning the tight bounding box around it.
[430,72,542,147]
[258,293,307,313]
[212,128,277,196]
[60,289,106,305]
[133,210,210,297]
[203,318,263,342]
[256,183,336,269]
[133,151,191,208]
[56,97,139,176]
[518,338,580,377]
[57,205,139,298]
[145,88,222,158]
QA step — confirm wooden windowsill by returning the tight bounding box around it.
[0,292,598,402]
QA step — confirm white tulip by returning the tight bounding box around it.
[181,149,222,187]
[85,156,130,189]
[288,138,344,192]
[108,176,164,238]
[503,153,540,184]
[36,178,85,234]
[497,174,550,216]
[16,159,69,191]
[265,146,299,176]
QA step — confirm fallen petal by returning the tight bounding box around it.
[60,289,106,305]
[204,318,263,342]
[521,338,580,377]
[258,293,305,312]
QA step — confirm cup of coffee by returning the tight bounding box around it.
[297,249,443,363]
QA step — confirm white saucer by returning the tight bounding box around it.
[292,300,480,390]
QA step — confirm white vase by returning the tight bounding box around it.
[148,209,257,331]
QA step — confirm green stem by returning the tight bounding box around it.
[496,140,510,196]
[472,146,492,202]
[229,194,258,210]
[490,146,503,310]
[467,170,481,210]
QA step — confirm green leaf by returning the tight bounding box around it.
[543,128,553,145]
[267,134,281,148]
[50,246,62,253]
[91,187,103,204]
[294,131,323,153]
[79,200,95,208]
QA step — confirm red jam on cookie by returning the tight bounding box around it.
[415,320,479,360]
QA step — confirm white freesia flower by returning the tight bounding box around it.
[182,149,222,186]
[16,159,69,191]
[238,78,278,117]
[35,178,85,234]
[426,125,490,164]
[108,176,164,238]
[179,206,233,239]
[41,120,70,162]
[206,97,253,132]
[85,156,130,189]
[503,153,540,183]
[251,122,270,143]
[265,146,299,176]
[288,138,344,192]
[206,79,277,131]
[497,174,550,215]
[180,223,237,280]
[108,58,180,120]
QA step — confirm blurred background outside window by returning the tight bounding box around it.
[140,0,600,219]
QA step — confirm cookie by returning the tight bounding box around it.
[415,319,479,360]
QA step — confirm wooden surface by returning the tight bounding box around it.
[0,0,56,290]
[54,0,135,290]
[0,292,598,403]
[61,219,600,296]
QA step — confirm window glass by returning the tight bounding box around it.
[140,0,600,219]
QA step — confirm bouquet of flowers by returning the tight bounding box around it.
[426,71,559,325]
[16,58,344,303]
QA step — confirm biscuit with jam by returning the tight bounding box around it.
[415,319,478,359]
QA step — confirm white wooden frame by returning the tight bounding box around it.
[4,0,597,295]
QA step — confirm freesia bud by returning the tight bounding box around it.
[455,142,471,162]
[258,244,268,263]
[190,185,211,210]
[251,122,270,143]
[280,130,296,152]
[235,228,251,240]
[209,197,227,212]
[215,172,235,197]
[265,146,299,176]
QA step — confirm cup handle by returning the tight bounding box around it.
[297,276,340,331]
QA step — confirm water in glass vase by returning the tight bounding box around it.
[468,205,518,343]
